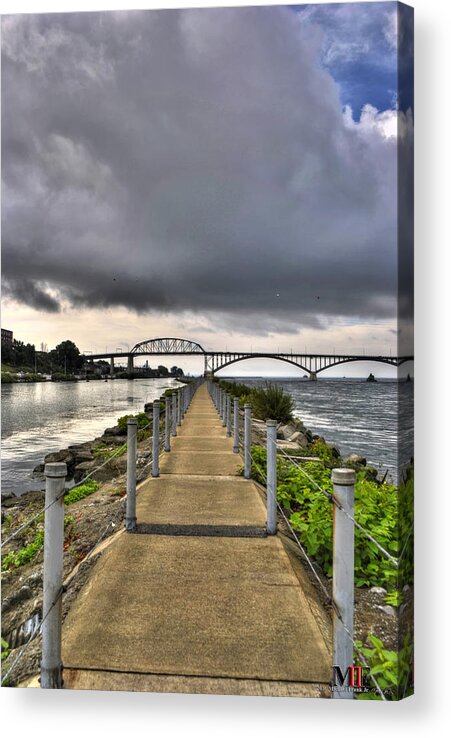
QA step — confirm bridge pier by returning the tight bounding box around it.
[110,357,114,375]
[309,372,317,381]
[127,355,134,373]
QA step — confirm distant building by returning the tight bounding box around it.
[1,328,13,345]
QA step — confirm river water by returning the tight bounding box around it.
[1,376,413,494]
[232,378,414,483]
[1,378,179,494]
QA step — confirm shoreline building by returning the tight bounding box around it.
[1,328,13,345]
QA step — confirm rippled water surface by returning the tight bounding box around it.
[237,378,414,483]
[1,376,413,493]
[1,378,179,493]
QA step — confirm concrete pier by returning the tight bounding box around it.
[61,383,331,696]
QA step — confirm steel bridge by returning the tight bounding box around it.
[84,337,413,379]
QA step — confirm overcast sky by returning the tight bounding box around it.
[1,3,413,376]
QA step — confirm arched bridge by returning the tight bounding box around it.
[84,337,413,378]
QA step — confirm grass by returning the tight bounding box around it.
[1,516,76,572]
[64,480,100,505]
[215,379,295,423]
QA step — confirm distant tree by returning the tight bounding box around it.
[1,338,15,365]
[1,339,36,369]
[157,364,169,376]
[170,365,184,377]
[49,340,83,373]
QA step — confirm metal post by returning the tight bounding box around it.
[226,393,232,436]
[233,397,240,453]
[125,418,137,530]
[222,390,226,427]
[152,400,160,477]
[266,420,277,534]
[41,462,66,689]
[244,403,251,479]
[165,396,171,452]
[332,468,356,700]
[172,392,177,437]
[177,389,182,426]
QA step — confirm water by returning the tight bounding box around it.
[233,378,414,483]
[1,378,180,494]
[1,376,413,494]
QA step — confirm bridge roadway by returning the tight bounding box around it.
[61,383,332,696]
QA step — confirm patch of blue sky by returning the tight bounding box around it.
[291,2,412,119]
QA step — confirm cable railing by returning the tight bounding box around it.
[207,380,406,700]
[1,379,202,687]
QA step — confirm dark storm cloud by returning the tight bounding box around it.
[1,6,406,328]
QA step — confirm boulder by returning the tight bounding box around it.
[375,604,397,617]
[44,448,73,465]
[277,423,297,440]
[345,453,367,466]
[276,441,300,451]
[288,431,309,448]
[370,586,387,596]
[102,426,123,437]
[73,460,97,483]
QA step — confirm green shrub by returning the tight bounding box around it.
[2,516,76,571]
[354,632,413,700]
[116,412,150,434]
[249,383,295,423]
[1,372,16,383]
[1,638,11,663]
[64,480,100,505]
[248,446,409,593]
[51,372,76,381]
[2,530,44,571]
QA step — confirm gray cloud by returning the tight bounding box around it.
[1,7,402,329]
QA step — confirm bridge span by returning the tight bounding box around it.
[84,337,413,380]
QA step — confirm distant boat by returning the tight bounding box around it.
[366,373,377,382]
[406,373,411,382]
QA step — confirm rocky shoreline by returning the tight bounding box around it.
[1,393,401,686]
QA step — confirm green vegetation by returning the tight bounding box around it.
[2,530,45,571]
[246,444,413,700]
[249,383,295,423]
[215,379,295,423]
[117,412,150,433]
[1,372,16,383]
[2,516,75,572]
[1,638,11,663]
[248,445,413,592]
[64,480,100,505]
[51,372,77,382]
[354,632,413,700]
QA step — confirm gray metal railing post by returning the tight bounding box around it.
[244,403,251,479]
[172,392,177,437]
[181,387,185,419]
[41,462,66,689]
[226,393,232,437]
[332,468,356,700]
[233,397,240,453]
[222,390,226,427]
[266,420,277,534]
[152,400,160,477]
[177,389,182,426]
[125,418,137,531]
[165,396,171,452]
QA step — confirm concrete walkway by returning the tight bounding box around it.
[62,383,331,696]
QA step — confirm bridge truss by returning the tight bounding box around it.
[85,337,413,377]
